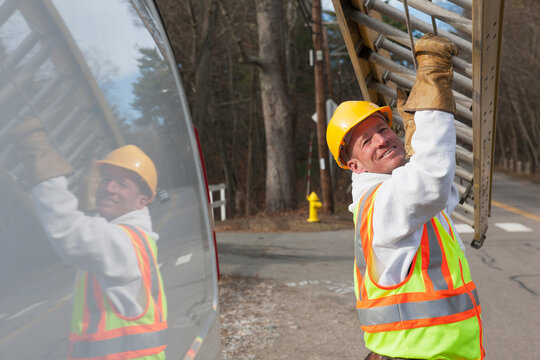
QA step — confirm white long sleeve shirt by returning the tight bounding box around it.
[349,110,465,287]
[31,176,159,317]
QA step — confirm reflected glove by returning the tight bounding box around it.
[404,33,458,114]
[76,162,99,212]
[397,88,415,158]
[12,118,73,188]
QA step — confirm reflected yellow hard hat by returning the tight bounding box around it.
[326,101,392,169]
[96,145,157,201]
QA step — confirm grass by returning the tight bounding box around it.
[214,205,354,233]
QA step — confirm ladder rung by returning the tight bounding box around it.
[370,35,472,93]
[456,102,472,122]
[391,111,404,129]
[367,0,472,55]
[366,78,473,146]
[39,80,80,121]
[375,35,472,77]
[381,70,472,109]
[395,0,472,35]
[51,105,83,139]
[59,112,90,154]
[447,0,472,12]
[454,181,466,195]
[455,125,472,146]
[0,0,19,28]
[29,75,64,110]
[20,39,54,74]
[456,201,474,215]
[456,145,473,164]
[455,165,473,182]
[66,131,97,165]
[366,50,415,77]
[455,121,473,141]
[4,31,41,70]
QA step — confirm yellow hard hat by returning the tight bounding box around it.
[96,145,157,201]
[326,101,392,169]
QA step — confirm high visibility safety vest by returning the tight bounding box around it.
[69,225,168,360]
[353,183,485,360]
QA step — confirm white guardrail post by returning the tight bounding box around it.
[208,183,226,221]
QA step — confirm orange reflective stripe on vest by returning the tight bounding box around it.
[69,224,167,359]
[70,327,167,359]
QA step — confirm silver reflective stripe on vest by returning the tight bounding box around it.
[357,289,479,326]
[354,183,383,273]
[86,274,101,334]
[71,328,167,358]
[425,220,449,291]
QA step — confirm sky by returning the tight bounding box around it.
[322,0,460,33]
[52,0,159,119]
[53,0,156,81]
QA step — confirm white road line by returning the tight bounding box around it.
[495,222,532,232]
[455,224,474,234]
[56,294,72,304]
[8,301,47,320]
[0,313,7,320]
[175,253,193,266]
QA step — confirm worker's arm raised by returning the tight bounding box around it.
[13,118,145,316]
[372,34,459,245]
[31,176,146,316]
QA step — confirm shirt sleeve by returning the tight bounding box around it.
[372,110,457,246]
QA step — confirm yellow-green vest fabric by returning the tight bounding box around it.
[69,225,167,360]
[353,183,484,360]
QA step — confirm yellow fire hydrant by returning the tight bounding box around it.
[307,192,322,223]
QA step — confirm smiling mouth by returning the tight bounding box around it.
[97,197,117,206]
[381,147,395,158]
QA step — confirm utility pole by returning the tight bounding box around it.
[311,0,334,214]
[322,26,334,100]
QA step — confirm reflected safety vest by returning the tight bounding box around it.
[353,183,484,360]
[69,225,167,360]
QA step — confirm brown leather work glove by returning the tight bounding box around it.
[397,88,415,158]
[12,118,73,188]
[404,33,458,114]
[76,162,99,212]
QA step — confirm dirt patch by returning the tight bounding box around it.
[219,275,367,359]
[214,207,354,233]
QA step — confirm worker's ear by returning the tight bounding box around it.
[134,194,150,210]
[347,158,366,174]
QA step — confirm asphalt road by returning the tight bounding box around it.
[1,171,538,359]
[217,171,540,359]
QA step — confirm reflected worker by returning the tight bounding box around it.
[14,120,167,360]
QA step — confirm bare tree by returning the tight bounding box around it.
[495,0,540,175]
[256,0,298,212]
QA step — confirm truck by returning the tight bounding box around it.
[0,0,221,358]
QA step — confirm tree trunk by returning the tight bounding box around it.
[256,0,297,212]
[245,68,258,216]
[192,0,218,133]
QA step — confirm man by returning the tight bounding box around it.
[326,34,484,360]
[14,121,167,359]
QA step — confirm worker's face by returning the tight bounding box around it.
[346,116,406,174]
[96,165,149,220]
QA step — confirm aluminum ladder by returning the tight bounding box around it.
[331,0,505,248]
